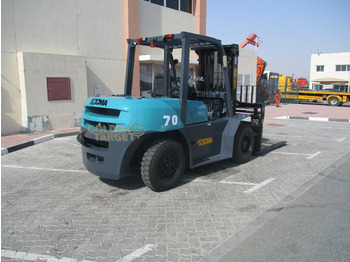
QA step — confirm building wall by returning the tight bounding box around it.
[310,52,350,90]
[2,0,126,134]
[1,0,206,134]
[1,53,22,134]
[18,52,88,131]
[139,1,197,38]
[238,48,257,86]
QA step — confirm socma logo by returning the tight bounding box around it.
[90,98,108,106]
[198,137,213,146]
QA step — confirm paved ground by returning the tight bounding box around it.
[2,102,350,152]
[264,101,350,120]
[2,113,350,261]
[214,151,350,262]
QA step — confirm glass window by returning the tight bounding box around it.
[175,65,193,77]
[180,0,192,13]
[154,64,164,76]
[166,0,179,10]
[316,65,324,72]
[334,84,349,92]
[336,65,349,71]
[314,84,323,91]
[140,64,152,95]
[151,0,164,6]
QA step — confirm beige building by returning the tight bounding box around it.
[1,0,206,134]
[310,52,350,92]
[2,0,256,135]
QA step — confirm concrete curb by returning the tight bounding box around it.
[274,116,350,122]
[1,131,79,156]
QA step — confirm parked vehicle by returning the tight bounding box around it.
[77,32,265,191]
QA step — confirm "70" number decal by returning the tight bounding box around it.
[163,115,178,126]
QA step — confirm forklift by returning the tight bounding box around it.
[77,32,264,191]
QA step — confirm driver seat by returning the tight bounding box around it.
[153,74,165,97]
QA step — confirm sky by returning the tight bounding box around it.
[206,0,350,78]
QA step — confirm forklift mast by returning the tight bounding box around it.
[195,45,239,97]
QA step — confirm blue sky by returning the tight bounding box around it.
[207,0,350,78]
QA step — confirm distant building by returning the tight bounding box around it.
[309,52,350,92]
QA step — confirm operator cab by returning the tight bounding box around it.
[131,33,239,121]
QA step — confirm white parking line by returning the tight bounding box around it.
[195,177,277,193]
[337,137,347,142]
[244,178,276,194]
[2,245,157,262]
[219,181,256,186]
[2,165,88,173]
[270,152,309,156]
[306,151,321,159]
[116,244,157,262]
[270,151,322,159]
[264,134,348,141]
[1,250,96,262]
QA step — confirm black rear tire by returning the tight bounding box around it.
[141,139,185,192]
[233,123,255,164]
[328,96,340,106]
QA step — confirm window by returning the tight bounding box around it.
[142,0,192,14]
[180,0,192,13]
[336,65,350,71]
[313,84,323,91]
[140,64,152,95]
[334,85,349,92]
[316,65,324,72]
[140,62,194,96]
[151,0,164,6]
[166,0,179,10]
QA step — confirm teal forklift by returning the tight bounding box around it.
[77,32,264,191]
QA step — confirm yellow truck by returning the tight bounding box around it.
[278,75,350,106]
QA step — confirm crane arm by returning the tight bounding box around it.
[239,33,262,48]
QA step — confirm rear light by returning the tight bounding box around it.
[137,37,146,42]
[164,34,174,39]
[150,42,156,48]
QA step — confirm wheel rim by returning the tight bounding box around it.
[330,98,338,105]
[241,136,251,153]
[158,152,178,182]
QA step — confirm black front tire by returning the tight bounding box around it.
[233,123,255,164]
[141,139,185,192]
